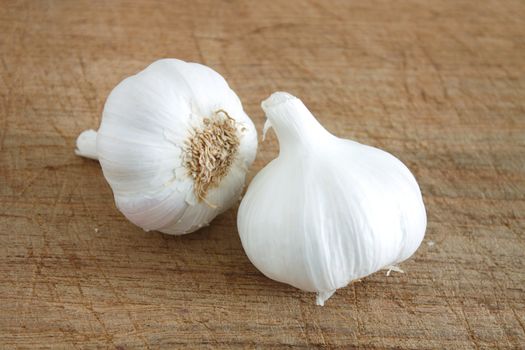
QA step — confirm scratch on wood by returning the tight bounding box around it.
[77,283,117,347]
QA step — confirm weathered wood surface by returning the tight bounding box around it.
[1,0,524,348]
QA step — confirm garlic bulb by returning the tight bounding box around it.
[237,92,426,305]
[76,59,257,235]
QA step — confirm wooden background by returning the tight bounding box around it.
[1,0,524,348]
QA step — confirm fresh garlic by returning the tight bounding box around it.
[76,59,257,235]
[237,92,426,305]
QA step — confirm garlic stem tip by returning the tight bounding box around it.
[75,129,99,161]
[261,91,297,110]
[262,119,273,141]
[315,290,336,306]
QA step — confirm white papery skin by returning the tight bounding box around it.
[76,59,257,235]
[237,92,426,305]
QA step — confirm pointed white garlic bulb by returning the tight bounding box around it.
[237,92,426,305]
[76,59,257,235]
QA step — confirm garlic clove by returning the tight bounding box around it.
[115,187,188,232]
[237,92,426,305]
[76,59,257,235]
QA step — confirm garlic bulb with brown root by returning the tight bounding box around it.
[76,59,257,235]
[237,92,426,305]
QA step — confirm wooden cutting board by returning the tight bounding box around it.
[1,0,524,348]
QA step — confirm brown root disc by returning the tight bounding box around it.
[184,110,240,203]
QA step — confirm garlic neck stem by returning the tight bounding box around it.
[261,92,332,154]
[75,129,99,160]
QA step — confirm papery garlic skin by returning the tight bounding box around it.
[76,59,257,235]
[237,92,426,305]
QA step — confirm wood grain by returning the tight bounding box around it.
[1,0,524,348]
